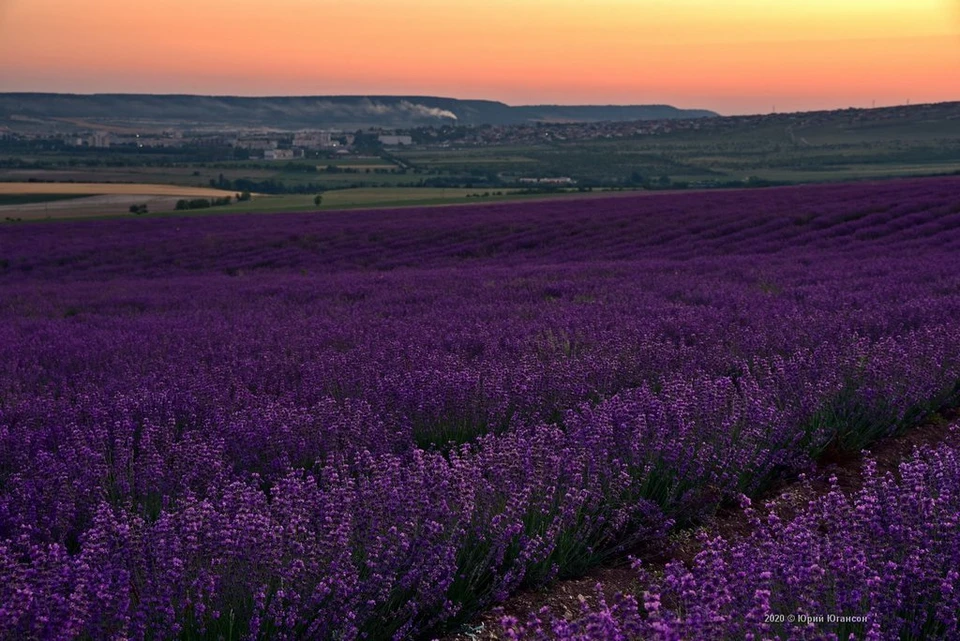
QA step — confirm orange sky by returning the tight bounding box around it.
[0,0,958,114]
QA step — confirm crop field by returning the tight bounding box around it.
[0,187,602,220]
[0,193,90,206]
[1,177,960,639]
[216,188,525,214]
[0,182,235,197]
[331,164,401,171]
[0,166,279,188]
[0,162,415,193]
[0,182,242,219]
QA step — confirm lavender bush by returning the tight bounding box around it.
[502,438,960,640]
[1,178,959,638]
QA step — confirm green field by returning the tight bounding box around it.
[218,187,565,214]
[0,193,87,206]
[1,187,636,221]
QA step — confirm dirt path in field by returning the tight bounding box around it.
[441,410,960,641]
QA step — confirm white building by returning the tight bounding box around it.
[88,131,111,148]
[264,149,298,161]
[518,177,576,185]
[293,131,333,150]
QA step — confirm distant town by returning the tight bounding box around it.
[1,116,702,156]
[2,100,945,158]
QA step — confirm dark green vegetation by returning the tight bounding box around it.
[0,155,420,194]
[174,196,233,210]
[0,193,86,205]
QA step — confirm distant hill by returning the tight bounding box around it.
[510,104,717,123]
[0,93,718,130]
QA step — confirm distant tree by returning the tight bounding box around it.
[313,194,323,206]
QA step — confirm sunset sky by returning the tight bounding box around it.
[0,0,958,115]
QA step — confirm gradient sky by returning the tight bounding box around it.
[1,0,958,114]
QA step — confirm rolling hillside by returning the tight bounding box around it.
[0,93,718,130]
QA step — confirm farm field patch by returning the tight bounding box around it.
[0,182,243,218]
[328,164,400,170]
[207,187,638,215]
[193,188,513,215]
[0,192,88,206]
[0,181,235,196]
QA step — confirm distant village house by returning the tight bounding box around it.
[264,149,302,161]
[293,131,333,150]
[518,177,576,185]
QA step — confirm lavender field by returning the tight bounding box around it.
[2,178,960,640]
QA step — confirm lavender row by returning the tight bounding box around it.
[2,258,958,543]
[2,178,959,279]
[502,435,960,640]
[3,252,958,454]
